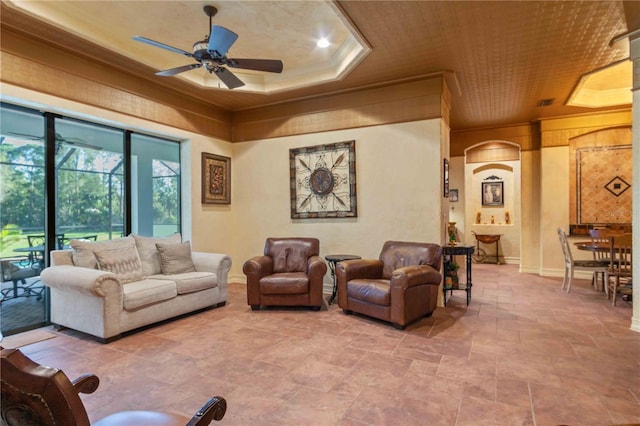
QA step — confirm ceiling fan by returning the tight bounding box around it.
[6,132,102,153]
[132,5,284,89]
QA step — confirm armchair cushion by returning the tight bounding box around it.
[380,241,441,278]
[266,238,317,273]
[260,272,309,294]
[347,279,390,305]
[156,241,197,275]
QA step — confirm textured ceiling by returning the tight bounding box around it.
[0,0,635,131]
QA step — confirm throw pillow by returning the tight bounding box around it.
[70,236,136,269]
[131,233,182,276]
[156,241,197,275]
[93,241,145,284]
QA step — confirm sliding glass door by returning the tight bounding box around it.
[0,103,182,336]
[0,106,48,334]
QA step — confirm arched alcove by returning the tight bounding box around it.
[463,141,522,264]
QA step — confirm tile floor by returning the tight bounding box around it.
[11,264,640,425]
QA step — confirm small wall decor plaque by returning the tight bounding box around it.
[202,152,231,204]
[289,140,357,219]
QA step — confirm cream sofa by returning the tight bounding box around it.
[41,234,231,342]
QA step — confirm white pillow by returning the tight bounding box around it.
[70,236,136,269]
[131,233,182,276]
[93,241,144,284]
[155,241,197,275]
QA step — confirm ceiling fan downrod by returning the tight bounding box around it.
[203,5,218,40]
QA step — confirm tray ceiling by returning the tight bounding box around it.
[1,0,636,130]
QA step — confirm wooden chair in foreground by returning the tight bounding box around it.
[0,346,226,426]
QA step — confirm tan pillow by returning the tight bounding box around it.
[70,236,136,269]
[131,233,182,276]
[93,241,144,284]
[155,241,197,275]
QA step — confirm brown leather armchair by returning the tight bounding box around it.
[336,240,442,329]
[243,237,327,310]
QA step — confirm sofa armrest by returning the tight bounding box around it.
[50,249,74,266]
[390,265,441,289]
[40,265,121,298]
[191,251,232,285]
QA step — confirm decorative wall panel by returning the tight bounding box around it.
[576,146,632,224]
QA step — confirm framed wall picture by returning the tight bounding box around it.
[443,158,450,197]
[482,181,503,206]
[449,189,459,202]
[202,152,231,204]
[289,140,357,219]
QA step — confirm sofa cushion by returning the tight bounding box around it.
[131,233,182,276]
[156,241,197,275]
[93,241,145,284]
[122,278,178,310]
[70,236,136,269]
[151,271,217,294]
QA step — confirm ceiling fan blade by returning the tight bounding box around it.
[228,58,284,73]
[7,131,43,140]
[132,36,195,58]
[156,63,202,76]
[208,25,238,57]
[214,67,245,89]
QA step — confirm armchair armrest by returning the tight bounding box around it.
[307,255,327,277]
[336,259,384,282]
[71,374,100,394]
[242,255,274,278]
[40,265,121,298]
[186,396,227,425]
[390,264,441,289]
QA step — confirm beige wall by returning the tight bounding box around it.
[230,120,445,284]
[3,83,445,287]
[1,84,235,258]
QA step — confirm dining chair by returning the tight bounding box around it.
[607,233,632,306]
[557,227,609,293]
[588,228,624,292]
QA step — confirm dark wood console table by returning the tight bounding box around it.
[442,243,474,306]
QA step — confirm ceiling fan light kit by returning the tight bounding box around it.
[132,4,283,89]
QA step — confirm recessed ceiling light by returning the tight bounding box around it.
[317,38,330,48]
